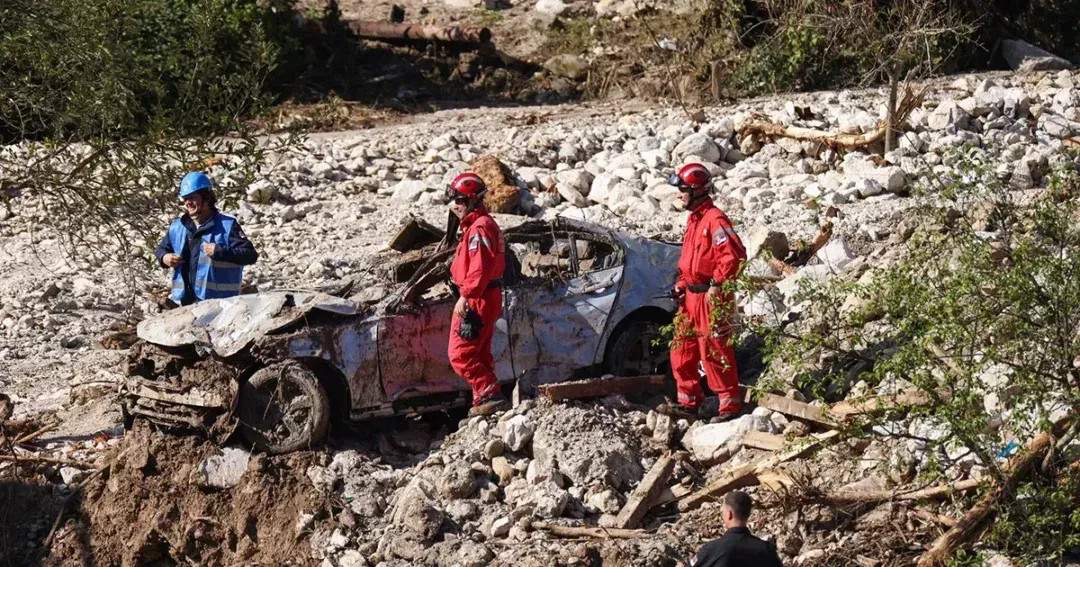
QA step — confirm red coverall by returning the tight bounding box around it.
[449,205,506,404]
[670,198,747,414]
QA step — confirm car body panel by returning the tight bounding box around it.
[129,218,680,426]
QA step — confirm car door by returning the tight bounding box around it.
[377,260,517,401]
[512,230,624,384]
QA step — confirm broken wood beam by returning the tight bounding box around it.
[821,478,983,505]
[346,20,492,46]
[756,393,836,427]
[532,521,648,540]
[614,454,675,529]
[539,375,666,402]
[829,389,930,421]
[677,430,841,512]
[916,421,1067,566]
[912,508,959,528]
[0,454,98,469]
[741,430,786,452]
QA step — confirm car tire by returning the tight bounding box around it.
[237,360,330,454]
[603,319,671,377]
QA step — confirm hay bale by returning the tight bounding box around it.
[470,155,521,214]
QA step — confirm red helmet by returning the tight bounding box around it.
[447,172,487,202]
[668,162,712,192]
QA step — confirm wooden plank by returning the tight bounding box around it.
[830,390,928,420]
[532,521,647,540]
[742,430,786,452]
[757,470,796,492]
[614,454,675,529]
[676,430,841,512]
[539,374,666,402]
[756,393,836,427]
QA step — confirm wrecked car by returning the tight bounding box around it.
[123,216,680,453]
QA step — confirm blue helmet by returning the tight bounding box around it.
[179,171,213,198]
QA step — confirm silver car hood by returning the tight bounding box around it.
[137,291,362,358]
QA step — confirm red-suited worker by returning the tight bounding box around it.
[663,162,747,422]
[446,172,508,417]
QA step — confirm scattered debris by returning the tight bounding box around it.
[538,375,666,402]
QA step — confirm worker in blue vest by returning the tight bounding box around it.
[154,172,258,306]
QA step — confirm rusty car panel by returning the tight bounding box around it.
[126,217,680,438]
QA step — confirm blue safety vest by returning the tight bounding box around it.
[166,213,244,304]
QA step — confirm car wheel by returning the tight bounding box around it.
[237,360,330,454]
[604,319,670,377]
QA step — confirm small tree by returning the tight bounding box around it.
[0,0,304,302]
[747,152,1080,563]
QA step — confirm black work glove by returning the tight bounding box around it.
[458,309,483,341]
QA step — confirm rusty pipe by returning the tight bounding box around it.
[347,20,492,45]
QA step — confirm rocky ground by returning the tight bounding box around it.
[2,66,1078,565]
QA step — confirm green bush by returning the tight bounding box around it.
[0,0,299,141]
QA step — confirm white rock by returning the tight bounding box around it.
[502,415,535,452]
[556,168,594,195]
[681,420,742,462]
[246,179,279,204]
[1039,113,1074,137]
[489,516,512,537]
[59,466,84,485]
[673,133,721,163]
[587,173,622,203]
[196,447,251,490]
[553,183,586,207]
[816,238,856,271]
[390,180,428,205]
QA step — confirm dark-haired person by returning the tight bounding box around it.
[692,491,782,567]
[154,171,258,306]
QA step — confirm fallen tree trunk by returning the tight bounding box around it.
[346,20,492,46]
[739,86,925,150]
[539,375,666,402]
[916,424,1065,566]
[532,521,647,540]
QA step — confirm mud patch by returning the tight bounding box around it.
[45,424,333,566]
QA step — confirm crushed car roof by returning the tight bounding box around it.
[137,291,360,358]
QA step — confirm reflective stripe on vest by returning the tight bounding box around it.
[166,214,244,303]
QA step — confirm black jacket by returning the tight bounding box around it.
[692,527,783,567]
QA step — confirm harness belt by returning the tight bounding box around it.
[686,283,712,293]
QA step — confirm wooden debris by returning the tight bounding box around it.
[532,521,647,540]
[12,422,60,446]
[649,483,693,509]
[742,431,786,452]
[539,374,666,402]
[829,390,929,420]
[757,470,797,493]
[0,454,97,469]
[912,508,959,528]
[822,478,983,505]
[614,454,675,529]
[346,20,492,46]
[756,393,836,427]
[388,217,444,253]
[917,424,1065,566]
[738,85,926,151]
[767,258,796,277]
[676,431,840,512]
